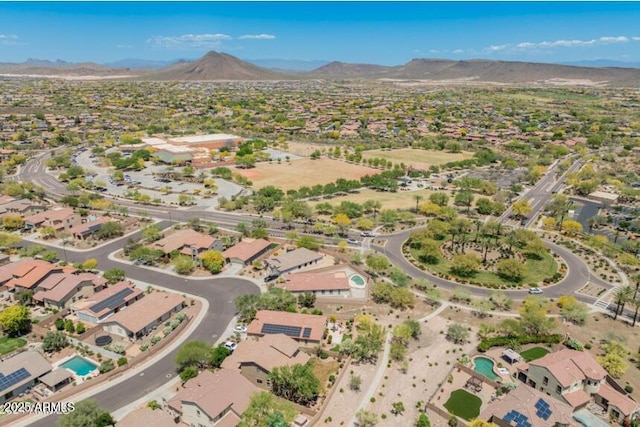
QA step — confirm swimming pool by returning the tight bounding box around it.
[473,356,498,381]
[60,356,98,376]
[349,274,366,287]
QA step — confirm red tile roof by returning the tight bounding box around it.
[247,310,327,343]
[531,349,607,388]
[281,271,351,293]
[222,238,271,263]
[152,228,217,253]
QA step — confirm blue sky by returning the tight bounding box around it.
[1,2,640,65]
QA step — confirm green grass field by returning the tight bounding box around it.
[409,239,558,289]
[0,337,27,355]
[444,389,481,421]
[362,148,472,169]
[520,347,550,362]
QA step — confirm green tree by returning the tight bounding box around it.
[597,340,628,378]
[175,340,214,371]
[429,192,449,207]
[446,323,469,344]
[365,254,390,275]
[209,345,231,368]
[450,253,480,278]
[561,220,583,236]
[519,296,556,335]
[2,215,24,231]
[42,331,69,352]
[496,258,526,282]
[173,255,195,275]
[298,293,316,308]
[56,399,115,427]
[416,412,431,427]
[239,391,297,427]
[296,235,321,250]
[82,258,98,271]
[454,190,474,213]
[95,221,124,240]
[179,365,198,382]
[15,290,33,306]
[512,199,532,219]
[103,268,125,284]
[141,224,163,242]
[269,363,321,405]
[0,231,21,250]
[201,250,225,274]
[0,305,31,336]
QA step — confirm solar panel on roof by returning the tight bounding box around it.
[0,367,30,392]
[302,327,312,338]
[261,323,302,338]
[89,287,134,313]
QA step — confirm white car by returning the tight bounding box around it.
[222,341,237,352]
[528,287,543,295]
[346,238,359,245]
[233,325,247,333]
[360,231,375,237]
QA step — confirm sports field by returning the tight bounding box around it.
[233,158,379,191]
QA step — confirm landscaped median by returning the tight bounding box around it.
[404,225,564,289]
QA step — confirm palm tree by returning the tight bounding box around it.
[413,194,423,214]
[631,296,640,327]
[614,285,633,320]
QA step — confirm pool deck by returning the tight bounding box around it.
[55,354,100,383]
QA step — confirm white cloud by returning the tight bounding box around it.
[0,34,19,46]
[453,49,465,54]
[238,34,276,40]
[632,37,640,41]
[147,33,232,48]
[514,36,629,50]
[428,49,440,54]
[485,44,509,53]
[116,44,134,49]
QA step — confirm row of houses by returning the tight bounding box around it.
[0,197,114,241]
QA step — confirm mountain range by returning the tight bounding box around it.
[1,51,640,86]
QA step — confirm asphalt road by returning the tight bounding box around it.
[377,229,613,303]
[12,150,618,425]
[21,223,260,427]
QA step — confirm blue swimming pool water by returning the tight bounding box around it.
[350,274,366,286]
[474,357,498,380]
[60,356,98,376]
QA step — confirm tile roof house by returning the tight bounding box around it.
[0,198,47,217]
[24,207,81,232]
[247,310,327,345]
[101,291,186,341]
[72,281,144,324]
[222,333,310,389]
[32,272,107,309]
[0,258,63,292]
[152,228,223,256]
[0,351,52,404]
[279,271,352,298]
[68,216,110,240]
[480,383,579,427]
[222,238,271,265]
[265,248,323,275]
[165,369,258,427]
[518,348,640,423]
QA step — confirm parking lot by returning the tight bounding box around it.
[75,149,245,207]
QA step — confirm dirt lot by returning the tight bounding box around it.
[362,148,473,170]
[232,158,379,191]
[283,141,337,157]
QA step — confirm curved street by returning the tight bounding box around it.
[11,150,620,425]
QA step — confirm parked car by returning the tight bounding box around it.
[347,238,359,245]
[233,325,247,333]
[528,287,543,295]
[222,341,237,352]
[360,231,375,237]
[264,274,280,283]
